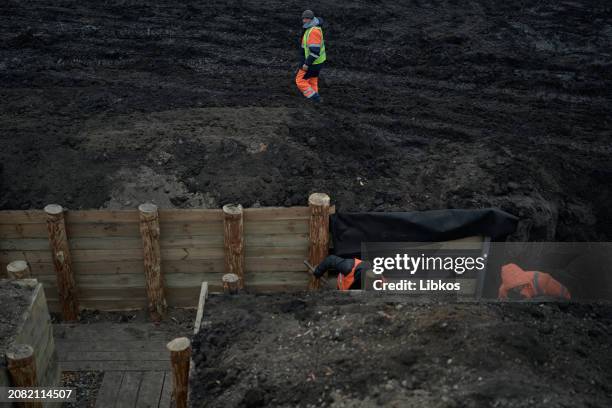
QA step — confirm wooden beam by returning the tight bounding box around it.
[307,193,330,290]
[222,204,245,288]
[193,282,209,335]
[138,203,167,321]
[6,344,42,408]
[167,337,191,408]
[45,204,79,321]
[7,260,31,279]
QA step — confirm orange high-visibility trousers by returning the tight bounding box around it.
[295,68,318,98]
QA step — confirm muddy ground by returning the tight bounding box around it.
[192,292,612,408]
[1,0,610,241]
[0,280,34,368]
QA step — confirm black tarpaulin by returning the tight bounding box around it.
[330,208,518,258]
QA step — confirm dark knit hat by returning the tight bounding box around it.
[301,10,314,19]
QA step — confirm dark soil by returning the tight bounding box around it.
[1,0,611,241]
[61,371,104,408]
[191,292,612,408]
[0,280,34,368]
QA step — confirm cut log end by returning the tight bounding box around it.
[222,203,243,215]
[222,273,240,294]
[138,203,159,214]
[308,193,330,207]
[167,337,191,352]
[7,260,31,279]
[44,204,64,215]
[6,344,34,361]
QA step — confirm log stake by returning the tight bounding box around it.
[45,204,78,321]
[7,343,42,408]
[138,203,167,321]
[223,204,245,288]
[308,193,331,290]
[167,337,191,408]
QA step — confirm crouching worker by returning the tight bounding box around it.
[313,255,366,290]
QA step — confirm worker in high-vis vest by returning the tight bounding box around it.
[295,9,326,103]
[313,255,366,290]
[498,263,571,300]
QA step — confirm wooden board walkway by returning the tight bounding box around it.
[54,323,179,407]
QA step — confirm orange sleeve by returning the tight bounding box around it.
[307,28,322,46]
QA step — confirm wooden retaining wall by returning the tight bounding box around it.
[0,280,60,403]
[0,201,334,312]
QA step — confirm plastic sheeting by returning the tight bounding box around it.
[330,208,517,258]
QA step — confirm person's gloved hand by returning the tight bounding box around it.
[313,266,324,278]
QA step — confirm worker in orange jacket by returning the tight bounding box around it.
[498,263,571,300]
[313,256,365,290]
[295,10,326,103]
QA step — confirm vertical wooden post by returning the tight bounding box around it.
[7,344,42,408]
[167,337,191,408]
[44,204,79,321]
[222,204,245,289]
[138,203,167,321]
[308,193,330,290]
[7,260,31,279]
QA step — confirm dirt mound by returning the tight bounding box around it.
[0,281,34,368]
[191,292,612,407]
[1,0,611,241]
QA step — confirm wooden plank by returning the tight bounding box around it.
[243,233,308,247]
[243,219,308,234]
[3,248,213,263]
[72,261,146,275]
[244,247,307,258]
[159,208,223,222]
[0,250,54,264]
[116,371,143,408]
[65,210,140,224]
[0,211,47,224]
[67,222,141,238]
[72,248,217,262]
[7,259,225,276]
[158,372,172,408]
[55,341,172,353]
[246,258,309,272]
[58,351,168,361]
[193,282,208,335]
[53,323,173,341]
[136,371,165,408]
[95,371,124,408]
[243,207,309,221]
[61,360,171,371]
[159,222,224,237]
[0,223,51,238]
[0,238,52,251]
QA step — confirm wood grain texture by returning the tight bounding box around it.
[307,193,331,290]
[7,344,43,408]
[223,204,245,288]
[45,204,79,321]
[139,204,167,321]
[167,338,191,408]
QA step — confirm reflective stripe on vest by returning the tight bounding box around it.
[302,26,326,65]
[337,258,362,291]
